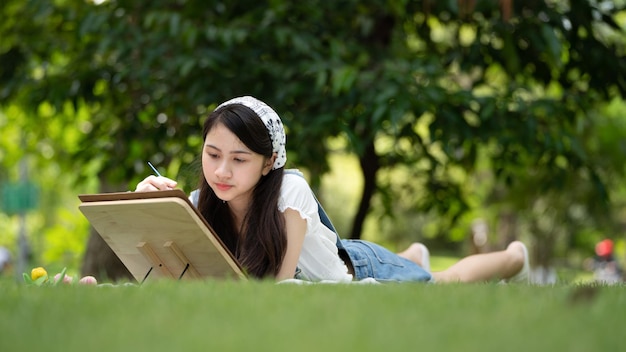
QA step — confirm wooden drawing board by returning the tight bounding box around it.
[78,190,246,282]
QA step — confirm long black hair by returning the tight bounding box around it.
[196,104,286,278]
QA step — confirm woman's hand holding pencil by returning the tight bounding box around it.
[134,162,178,192]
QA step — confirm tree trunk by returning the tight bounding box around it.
[496,211,518,249]
[81,229,133,281]
[529,220,557,285]
[80,179,133,282]
[350,141,380,239]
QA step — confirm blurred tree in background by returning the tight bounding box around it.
[1,0,625,281]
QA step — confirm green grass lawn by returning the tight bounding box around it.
[1,276,624,352]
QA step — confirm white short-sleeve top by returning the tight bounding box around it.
[278,173,353,282]
[189,172,353,282]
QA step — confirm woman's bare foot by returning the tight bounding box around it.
[504,241,530,283]
[398,243,430,272]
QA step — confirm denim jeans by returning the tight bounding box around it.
[341,240,432,282]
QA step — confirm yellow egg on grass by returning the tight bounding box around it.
[31,267,48,282]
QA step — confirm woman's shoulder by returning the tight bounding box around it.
[280,169,317,212]
[282,169,312,189]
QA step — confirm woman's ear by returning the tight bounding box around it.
[262,153,277,175]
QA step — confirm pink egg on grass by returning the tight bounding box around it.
[78,276,98,285]
[53,273,74,284]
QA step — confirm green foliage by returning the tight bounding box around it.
[0,103,96,270]
[2,0,626,269]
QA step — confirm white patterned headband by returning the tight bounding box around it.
[217,96,287,170]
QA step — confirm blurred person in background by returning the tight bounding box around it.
[588,239,622,284]
[0,246,12,275]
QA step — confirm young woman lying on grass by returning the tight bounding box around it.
[135,96,530,284]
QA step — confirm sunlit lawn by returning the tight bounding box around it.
[1,276,624,352]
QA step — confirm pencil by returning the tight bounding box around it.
[147,161,162,177]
